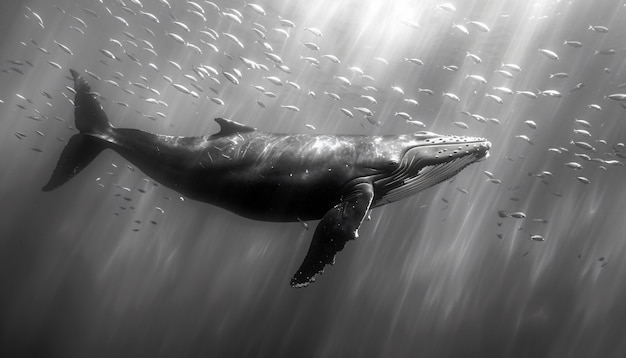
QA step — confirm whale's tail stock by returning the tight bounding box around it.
[42,69,113,191]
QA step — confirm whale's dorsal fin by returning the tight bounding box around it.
[211,117,256,138]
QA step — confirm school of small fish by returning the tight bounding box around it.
[2,0,624,259]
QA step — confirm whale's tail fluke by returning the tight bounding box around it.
[42,69,113,191]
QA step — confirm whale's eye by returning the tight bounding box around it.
[387,160,398,167]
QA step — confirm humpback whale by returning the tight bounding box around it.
[44,70,491,287]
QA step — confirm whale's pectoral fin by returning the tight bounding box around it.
[291,182,374,288]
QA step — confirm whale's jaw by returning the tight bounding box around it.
[374,134,491,205]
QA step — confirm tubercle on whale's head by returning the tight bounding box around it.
[404,131,491,164]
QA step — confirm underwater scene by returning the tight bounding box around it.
[1,0,625,357]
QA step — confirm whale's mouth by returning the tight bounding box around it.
[375,139,490,204]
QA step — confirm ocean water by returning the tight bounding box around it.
[1,0,625,357]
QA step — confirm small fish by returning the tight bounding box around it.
[300,56,320,67]
[452,22,469,35]
[172,83,191,94]
[245,3,266,16]
[281,105,300,112]
[301,42,320,51]
[373,57,388,65]
[47,61,62,69]
[31,11,45,28]
[573,129,592,137]
[607,93,626,101]
[54,41,73,56]
[515,135,533,144]
[549,72,568,79]
[222,71,239,85]
[356,95,376,105]
[85,70,101,81]
[275,64,292,74]
[406,120,426,128]
[114,16,129,27]
[99,49,117,60]
[324,92,341,101]
[353,107,374,117]
[166,32,186,45]
[122,31,136,41]
[468,20,490,32]
[321,54,341,64]
[437,3,456,12]
[140,11,159,23]
[466,51,482,63]
[305,27,323,37]
[394,112,412,120]
[72,16,87,28]
[264,52,283,64]
[587,104,602,111]
[418,88,434,96]
[539,48,559,61]
[563,40,582,48]
[576,176,590,184]
[588,25,608,33]
[501,63,522,72]
[211,97,225,105]
[569,82,585,93]
[565,162,583,170]
[485,93,503,104]
[264,76,282,86]
[404,58,424,66]
[304,124,315,131]
[340,108,354,118]
[452,121,469,129]
[143,26,156,37]
[465,74,487,84]
[188,1,205,13]
[443,92,460,101]
[524,120,537,129]
[509,212,526,219]
[334,76,352,87]
[495,69,514,79]
[172,21,191,32]
[278,18,296,28]
[594,48,616,55]
[223,12,242,24]
[286,81,300,90]
[493,86,514,95]
[574,119,591,128]
[530,234,545,242]
[539,90,561,98]
[572,141,595,151]
[348,66,364,76]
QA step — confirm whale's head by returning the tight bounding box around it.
[373,131,490,205]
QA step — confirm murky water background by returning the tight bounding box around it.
[1,0,626,357]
